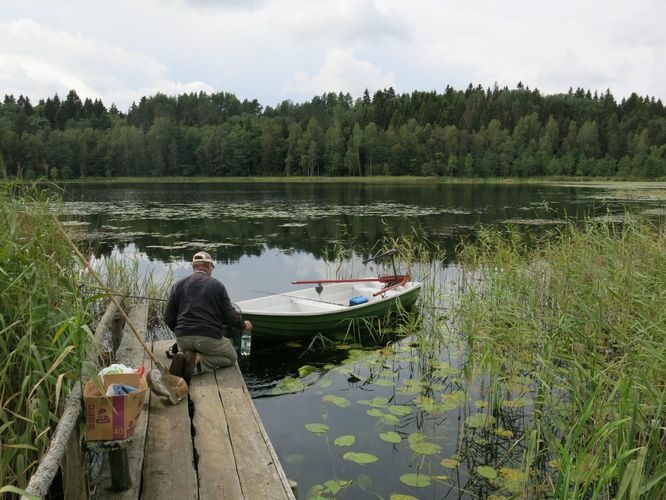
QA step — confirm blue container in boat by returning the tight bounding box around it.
[349,296,368,306]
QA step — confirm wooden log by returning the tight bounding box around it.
[23,300,122,499]
[22,385,83,500]
[95,302,118,365]
[141,340,197,500]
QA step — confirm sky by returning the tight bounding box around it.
[0,0,664,112]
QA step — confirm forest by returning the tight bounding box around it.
[0,83,665,180]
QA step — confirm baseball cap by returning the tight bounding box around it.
[192,251,215,268]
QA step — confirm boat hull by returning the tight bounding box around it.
[237,280,422,339]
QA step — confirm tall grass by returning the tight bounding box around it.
[82,254,174,331]
[456,217,666,498]
[0,184,94,493]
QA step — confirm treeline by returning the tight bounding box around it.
[1,84,665,180]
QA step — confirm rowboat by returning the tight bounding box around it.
[237,275,422,339]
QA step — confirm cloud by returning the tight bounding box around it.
[180,0,268,9]
[283,48,395,99]
[277,0,409,43]
[0,18,214,109]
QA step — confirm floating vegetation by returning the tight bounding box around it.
[322,395,350,408]
[379,432,402,444]
[477,466,498,480]
[342,452,378,465]
[261,219,666,499]
[304,423,329,434]
[398,473,431,488]
[333,435,355,447]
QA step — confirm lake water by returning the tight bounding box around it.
[61,181,665,498]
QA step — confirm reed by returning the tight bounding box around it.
[0,183,93,494]
[82,254,174,330]
[455,216,666,498]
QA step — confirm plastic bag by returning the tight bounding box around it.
[98,363,134,376]
[106,383,139,396]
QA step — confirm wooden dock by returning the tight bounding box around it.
[91,305,295,500]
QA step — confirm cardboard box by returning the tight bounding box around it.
[84,373,147,441]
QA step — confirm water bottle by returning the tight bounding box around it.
[240,329,252,356]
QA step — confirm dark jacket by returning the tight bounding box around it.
[164,271,243,339]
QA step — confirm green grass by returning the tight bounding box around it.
[455,217,666,498]
[0,183,94,492]
[0,183,173,495]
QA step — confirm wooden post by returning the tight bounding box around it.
[111,312,124,354]
[109,448,132,491]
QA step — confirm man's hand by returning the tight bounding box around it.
[243,320,253,331]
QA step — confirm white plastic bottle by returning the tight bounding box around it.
[240,329,252,356]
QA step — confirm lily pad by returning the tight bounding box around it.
[374,379,395,387]
[343,452,378,464]
[368,396,390,407]
[390,495,418,500]
[305,423,329,434]
[410,441,442,455]
[499,467,527,493]
[440,458,460,469]
[381,414,400,425]
[323,479,352,495]
[502,398,533,408]
[322,395,351,408]
[367,409,384,418]
[477,465,498,479]
[433,366,459,376]
[272,376,306,395]
[334,435,356,447]
[388,405,411,417]
[298,364,318,377]
[379,431,402,444]
[318,379,332,388]
[399,473,431,487]
[494,427,514,438]
[465,413,496,429]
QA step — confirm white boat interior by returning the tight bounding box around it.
[238,281,420,315]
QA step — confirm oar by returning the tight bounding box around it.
[54,219,188,405]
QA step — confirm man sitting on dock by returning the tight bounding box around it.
[164,251,252,382]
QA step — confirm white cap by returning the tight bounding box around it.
[192,251,215,268]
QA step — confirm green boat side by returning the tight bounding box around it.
[243,285,421,339]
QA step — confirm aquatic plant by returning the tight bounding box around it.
[456,216,666,498]
[81,254,174,332]
[0,183,94,493]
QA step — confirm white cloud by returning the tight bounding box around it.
[271,0,408,42]
[0,18,214,108]
[0,0,663,108]
[283,48,395,99]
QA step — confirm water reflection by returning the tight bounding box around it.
[61,182,664,499]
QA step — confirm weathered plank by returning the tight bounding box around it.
[94,303,150,500]
[141,340,197,500]
[190,370,243,499]
[217,366,296,500]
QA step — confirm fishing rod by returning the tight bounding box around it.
[79,285,168,302]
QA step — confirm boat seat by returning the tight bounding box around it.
[290,298,343,312]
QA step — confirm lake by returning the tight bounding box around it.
[61,181,665,499]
